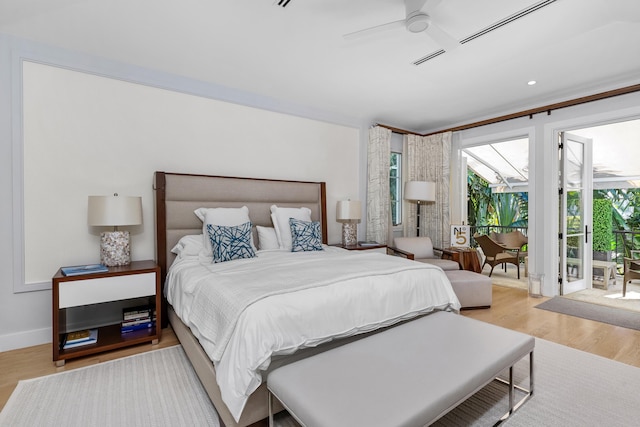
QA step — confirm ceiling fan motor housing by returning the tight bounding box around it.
[406,12,430,33]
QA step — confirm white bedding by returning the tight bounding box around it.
[165,246,460,421]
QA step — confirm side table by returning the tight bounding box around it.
[52,260,161,366]
[441,248,482,273]
[331,243,388,255]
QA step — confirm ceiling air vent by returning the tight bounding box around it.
[460,0,557,45]
[275,0,293,7]
[413,49,445,66]
[412,0,557,66]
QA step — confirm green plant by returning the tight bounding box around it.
[467,169,528,228]
[592,198,613,252]
[467,169,493,227]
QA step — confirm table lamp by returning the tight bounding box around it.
[404,181,435,236]
[88,194,142,266]
[336,200,362,246]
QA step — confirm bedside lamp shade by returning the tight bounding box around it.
[404,181,435,237]
[336,200,361,246]
[88,195,142,226]
[336,200,362,222]
[88,194,142,266]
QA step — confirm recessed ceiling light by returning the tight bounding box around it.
[528,80,537,86]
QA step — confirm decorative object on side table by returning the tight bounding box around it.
[88,193,142,266]
[61,263,108,276]
[404,181,435,236]
[336,199,361,246]
[450,224,470,248]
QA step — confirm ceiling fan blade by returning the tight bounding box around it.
[343,19,406,41]
[406,0,429,13]
[422,0,442,11]
[425,21,459,51]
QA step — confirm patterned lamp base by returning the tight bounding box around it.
[341,222,358,246]
[100,231,131,266]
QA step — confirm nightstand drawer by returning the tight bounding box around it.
[59,272,156,308]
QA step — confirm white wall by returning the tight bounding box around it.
[1,35,364,351]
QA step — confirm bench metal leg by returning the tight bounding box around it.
[493,350,534,426]
[268,391,274,427]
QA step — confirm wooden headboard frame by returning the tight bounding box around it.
[154,171,327,304]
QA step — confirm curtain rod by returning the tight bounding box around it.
[378,83,640,137]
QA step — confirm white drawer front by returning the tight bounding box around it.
[59,272,156,308]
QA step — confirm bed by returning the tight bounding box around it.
[154,171,461,427]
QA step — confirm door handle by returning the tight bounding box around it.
[585,225,591,244]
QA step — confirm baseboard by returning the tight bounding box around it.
[0,327,51,352]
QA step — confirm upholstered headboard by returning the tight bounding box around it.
[154,171,327,282]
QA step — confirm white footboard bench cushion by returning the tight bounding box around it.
[267,311,534,427]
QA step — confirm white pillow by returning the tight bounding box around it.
[170,234,204,258]
[256,226,280,251]
[194,206,256,254]
[270,205,312,251]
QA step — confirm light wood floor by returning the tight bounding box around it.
[2,285,640,413]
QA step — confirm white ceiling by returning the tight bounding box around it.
[1,0,640,133]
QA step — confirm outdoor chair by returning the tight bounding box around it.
[501,230,528,262]
[474,233,521,279]
[623,257,640,297]
[388,237,461,271]
[489,230,528,274]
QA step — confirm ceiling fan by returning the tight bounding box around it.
[343,0,458,51]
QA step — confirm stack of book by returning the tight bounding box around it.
[121,305,156,334]
[62,329,98,350]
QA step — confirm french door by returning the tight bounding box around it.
[559,132,593,295]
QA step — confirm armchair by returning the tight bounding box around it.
[474,234,521,279]
[388,237,461,271]
[623,257,640,297]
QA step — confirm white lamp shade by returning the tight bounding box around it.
[88,195,142,226]
[404,181,436,202]
[336,200,362,221]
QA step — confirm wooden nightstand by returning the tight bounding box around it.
[441,248,482,273]
[331,243,388,254]
[52,260,161,366]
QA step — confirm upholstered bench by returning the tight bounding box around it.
[445,269,493,309]
[267,311,534,427]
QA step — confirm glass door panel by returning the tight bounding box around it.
[560,132,593,295]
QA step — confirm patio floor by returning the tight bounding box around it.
[479,262,640,313]
[478,263,528,290]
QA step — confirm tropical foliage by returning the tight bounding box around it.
[592,198,613,252]
[595,188,640,257]
[467,170,528,228]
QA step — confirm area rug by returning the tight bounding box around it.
[536,296,640,331]
[2,340,640,426]
[0,346,219,427]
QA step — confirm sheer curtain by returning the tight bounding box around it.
[366,126,392,244]
[405,132,451,249]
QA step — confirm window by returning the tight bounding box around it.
[390,152,402,226]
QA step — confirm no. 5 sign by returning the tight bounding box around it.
[451,225,470,247]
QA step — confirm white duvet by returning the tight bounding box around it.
[165,246,460,421]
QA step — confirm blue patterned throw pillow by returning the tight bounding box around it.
[289,218,323,252]
[206,221,256,263]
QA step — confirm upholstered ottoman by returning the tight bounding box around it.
[445,269,492,309]
[267,311,534,427]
